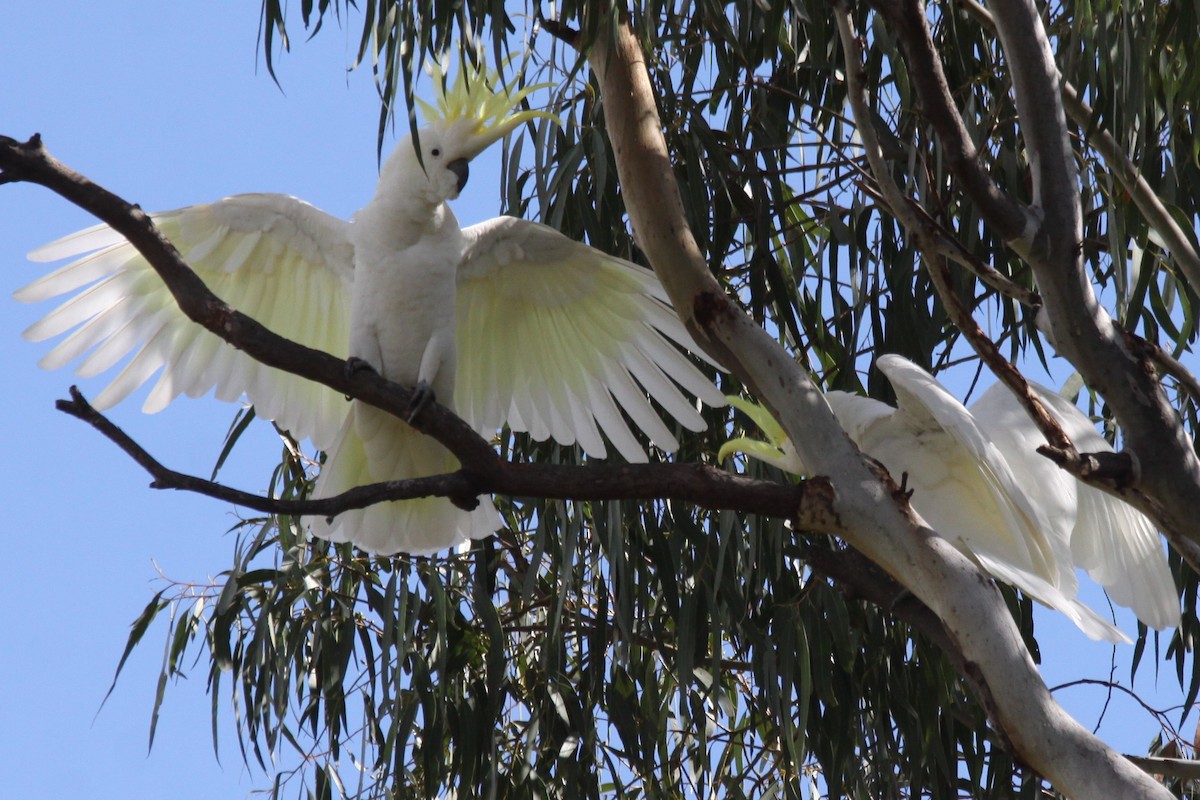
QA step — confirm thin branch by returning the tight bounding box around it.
[1124,755,1200,783]
[56,384,827,525]
[858,176,1042,307]
[55,385,484,515]
[1137,338,1200,410]
[1051,677,1189,744]
[862,0,1035,241]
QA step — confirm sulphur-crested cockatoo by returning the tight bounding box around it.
[15,54,726,555]
[720,355,1178,642]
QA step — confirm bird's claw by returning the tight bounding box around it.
[406,379,435,423]
[343,357,378,400]
[345,356,377,378]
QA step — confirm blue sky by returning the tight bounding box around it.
[0,4,500,797]
[0,3,1192,798]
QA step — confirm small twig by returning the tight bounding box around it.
[56,386,483,516]
[1051,677,1188,741]
[851,153,1041,308]
[1139,339,1200,409]
[539,17,581,48]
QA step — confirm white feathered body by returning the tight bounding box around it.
[311,145,499,555]
[349,181,462,395]
[824,382,1121,641]
[971,381,1179,631]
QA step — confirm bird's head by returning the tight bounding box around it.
[394,51,556,203]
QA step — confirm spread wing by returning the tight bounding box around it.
[973,381,1179,631]
[874,354,1071,588]
[18,193,354,450]
[453,216,725,462]
[867,357,1126,642]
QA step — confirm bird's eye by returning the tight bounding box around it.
[430,148,441,158]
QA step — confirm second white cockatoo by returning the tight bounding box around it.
[720,355,1178,642]
[15,53,726,555]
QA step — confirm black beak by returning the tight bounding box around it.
[448,158,470,193]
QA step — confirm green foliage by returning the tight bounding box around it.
[142,432,1048,798]
[121,1,1200,797]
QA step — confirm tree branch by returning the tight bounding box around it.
[955,0,1200,290]
[57,384,823,522]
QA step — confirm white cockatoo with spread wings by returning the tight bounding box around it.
[720,355,1178,642]
[16,52,725,555]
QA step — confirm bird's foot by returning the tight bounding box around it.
[406,379,435,423]
[343,357,377,400]
[345,356,377,378]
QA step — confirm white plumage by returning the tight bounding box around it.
[970,379,1179,632]
[16,54,725,555]
[721,354,1178,642]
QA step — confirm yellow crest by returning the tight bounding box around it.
[416,49,559,138]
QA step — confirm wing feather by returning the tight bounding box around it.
[845,357,1122,639]
[38,293,150,370]
[455,216,722,460]
[876,355,1067,586]
[75,305,174,378]
[973,381,1179,631]
[17,244,136,303]
[28,222,134,262]
[18,193,355,449]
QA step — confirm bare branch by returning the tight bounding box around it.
[1140,339,1200,409]
[583,10,1108,787]
[863,0,1035,241]
[55,377,826,528]
[1125,756,1200,783]
[55,385,485,516]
